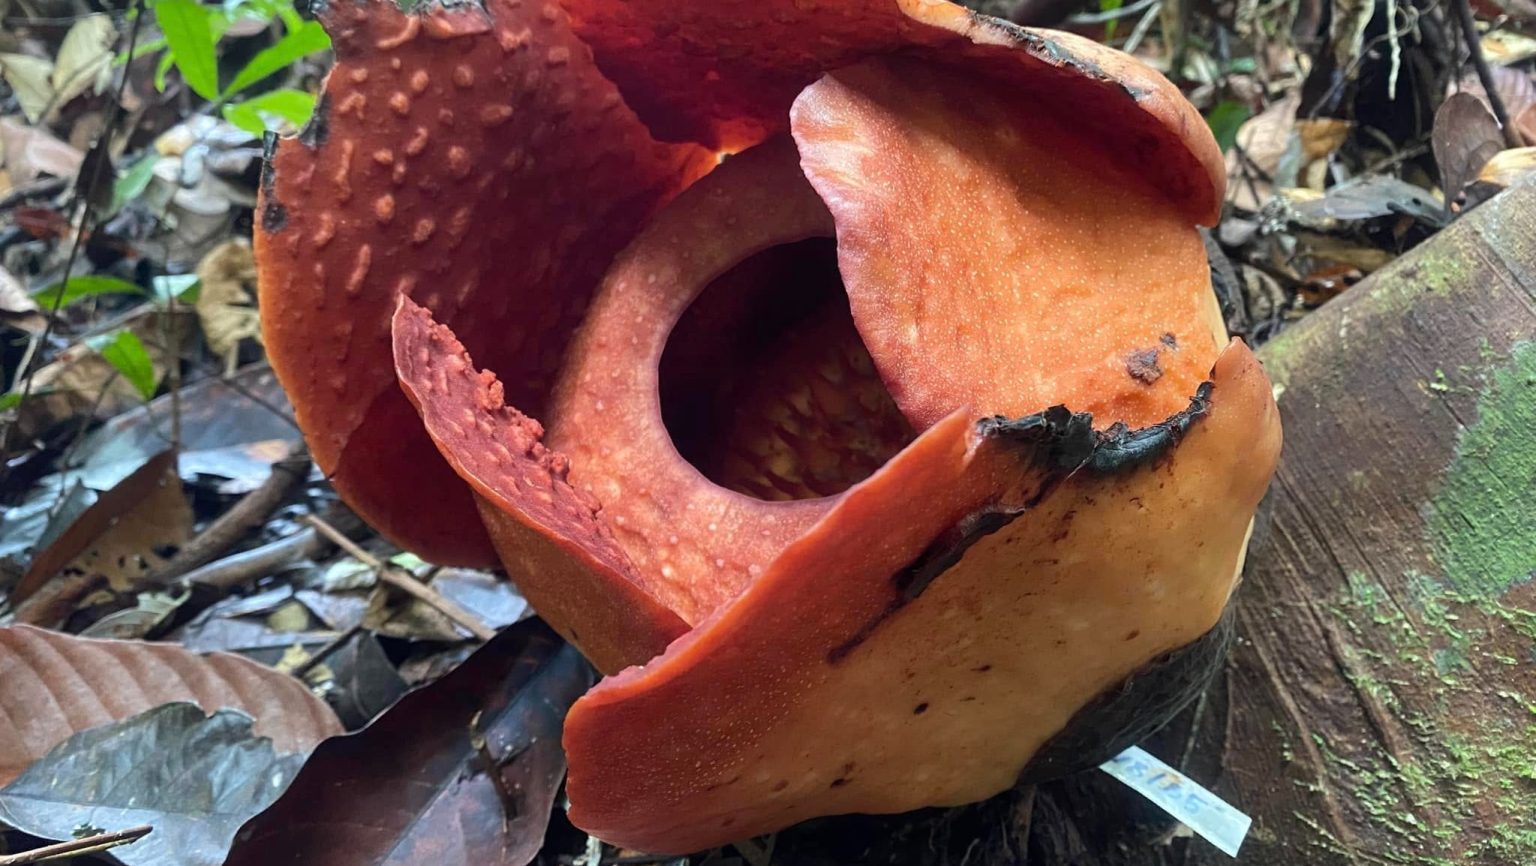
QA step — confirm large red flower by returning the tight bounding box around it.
[257,0,1281,852]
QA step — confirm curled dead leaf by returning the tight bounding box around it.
[1433,92,1505,210]
[49,14,116,114]
[0,117,84,184]
[11,450,189,628]
[194,239,262,366]
[1476,146,1536,186]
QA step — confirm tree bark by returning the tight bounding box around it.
[769,176,1536,865]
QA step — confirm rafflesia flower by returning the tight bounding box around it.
[257,0,1282,853]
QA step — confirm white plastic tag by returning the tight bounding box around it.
[1100,746,1252,857]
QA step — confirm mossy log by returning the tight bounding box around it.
[764,177,1536,865]
[1196,175,1536,865]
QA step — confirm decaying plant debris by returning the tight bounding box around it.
[1,0,1535,863]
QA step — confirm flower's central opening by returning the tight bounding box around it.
[659,238,915,501]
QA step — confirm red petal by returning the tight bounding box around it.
[256,0,712,565]
[561,0,1221,222]
[392,297,686,673]
[564,342,1280,852]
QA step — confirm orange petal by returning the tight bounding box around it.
[561,0,1220,222]
[392,296,687,673]
[256,0,712,565]
[564,341,1280,852]
[793,57,1224,431]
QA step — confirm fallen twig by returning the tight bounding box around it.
[148,445,312,583]
[11,571,104,628]
[0,825,151,865]
[177,526,326,591]
[290,621,366,679]
[303,515,497,641]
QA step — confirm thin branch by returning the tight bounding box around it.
[1452,0,1523,148]
[177,526,325,591]
[147,446,312,583]
[0,825,151,865]
[1068,0,1159,24]
[291,622,366,679]
[303,515,498,641]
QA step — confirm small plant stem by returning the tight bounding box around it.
[302,515,498,641]
[1453,0,1522,149]
[0,825,152,865]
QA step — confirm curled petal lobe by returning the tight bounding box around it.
[392,297,687,674]
[793,57,1224,432]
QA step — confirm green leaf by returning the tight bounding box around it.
[223,20,328,97]
[223,0,284,25]
[98,330,158,400]
[154,50,176,93]
[222,87,315,135]
[32,275,147,310]
[0,391,22,412]
[110,153,159,215]
[151,274,201,303]
[1205,100,1251,153]
[152,0,221,100]
[1098,0,1123,41]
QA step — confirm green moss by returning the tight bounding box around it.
[1327,571,1536,862]
[1425,341,1536,599]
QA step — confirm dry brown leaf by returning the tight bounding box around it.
[1294,117,1351,190]
[0,264,37,315]
[49,14,116,113]
[194,240,261,365]
[13,451,188,607]
[1518,104,1536,149]
[1226,93,1300,211]
[1455,68,1536,146]
[59,453,192,593]
[223,623,587,866]
[1477,146,1536,186]
[0,116,84,184]
[1297,117,1351,162]
[0,53,54,123]
[1478,0,1536,24]
[1434,93,1504,207]
[0,624,342,785]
